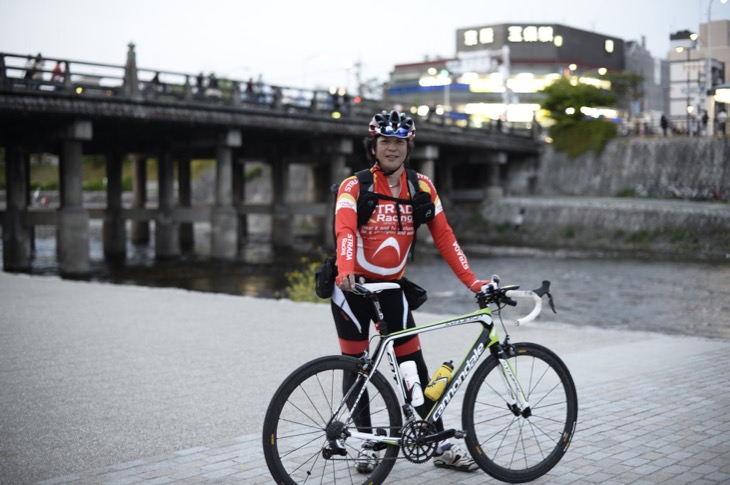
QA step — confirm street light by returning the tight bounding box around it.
[706,0,728,135]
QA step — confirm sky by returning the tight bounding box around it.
[2,0,729,93]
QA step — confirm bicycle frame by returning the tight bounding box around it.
[342,300,529,445]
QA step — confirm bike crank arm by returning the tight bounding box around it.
[414,428,466,446]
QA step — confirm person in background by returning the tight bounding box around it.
[50,61,64,83]
[331,110,493,474]
[205,73,221,98]
[660,113,669,137]
[23,55,35,81]
[31,53,44,88]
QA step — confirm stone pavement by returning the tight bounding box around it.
[1,272,729,484]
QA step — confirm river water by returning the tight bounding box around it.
[5,224,730,340]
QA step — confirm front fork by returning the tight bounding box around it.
[492,340,532,417]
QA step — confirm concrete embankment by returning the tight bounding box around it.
[457,196,730,261]
[454,138,730,261]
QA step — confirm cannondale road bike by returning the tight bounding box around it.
[262,277,578,484]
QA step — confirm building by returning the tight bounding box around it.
[387,23,669,130]
[625,38,670,118]
[667,20,729,134]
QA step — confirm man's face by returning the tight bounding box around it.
[375,136,407,171]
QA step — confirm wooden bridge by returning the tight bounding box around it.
[0,46,541,276]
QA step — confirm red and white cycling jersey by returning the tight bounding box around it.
[334,167,479,289]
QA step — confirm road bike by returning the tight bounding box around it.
[262,277,578,484]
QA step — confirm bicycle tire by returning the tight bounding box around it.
[462,342,578,483]
[262,355,402,484]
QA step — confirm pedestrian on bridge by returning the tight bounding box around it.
[51,61,64,83]
[205,73,221,98]
[31,53,45,84]
[22,55,34,80]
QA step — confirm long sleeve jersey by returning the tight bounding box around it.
[333,167,480,289]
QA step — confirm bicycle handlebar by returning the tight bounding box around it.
[477,279,555,326]
[504,289,543,326]
[353,279,555,327]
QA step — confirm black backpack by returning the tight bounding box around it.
[353,168,434,232]
[314,168,435,299]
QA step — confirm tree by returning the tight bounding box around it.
[540,77,619,157]
[540,77,617,123]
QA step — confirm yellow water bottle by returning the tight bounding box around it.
[424,360,454,400]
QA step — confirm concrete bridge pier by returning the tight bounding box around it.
[271,155,291,250]
[318,140,352,248]
[155,150,179,259]
[57,121,92,276]
[412,144,438,181]
[103,149,126,262]
[177,149,194,253]
[130,155,150,244]
[486,151,507,200]
[2,144,31,271]
[211,130,241,259]
[233,158,247,245]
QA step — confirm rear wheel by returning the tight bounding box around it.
[462,342,578,483]
[263,355,402,484]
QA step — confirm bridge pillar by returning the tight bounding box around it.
[314,139,352,248]
[486,151,507,200]
[233,158,247,243]
[271,156,292,249]
[57,120,92,276]
[131,155,150,244]
[156,150,179,259]
[178,150,194,253]
[2,145,32,272]
[103,150,126,262]
[211,130,241,259]
[411,144,438,181]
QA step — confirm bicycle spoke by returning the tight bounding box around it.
[463,343,578,482]
[263,356,402,484]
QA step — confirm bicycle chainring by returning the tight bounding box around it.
[400,420,437,463]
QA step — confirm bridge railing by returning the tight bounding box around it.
[0,51,536,138]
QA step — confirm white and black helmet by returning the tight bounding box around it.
[368,110,416,140]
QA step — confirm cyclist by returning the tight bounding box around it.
[331,110,491,473]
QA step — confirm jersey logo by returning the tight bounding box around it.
[373,237,401,259]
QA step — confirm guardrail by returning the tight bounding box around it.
[0,50,536,138]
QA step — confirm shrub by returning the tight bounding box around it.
[280,252,328,303]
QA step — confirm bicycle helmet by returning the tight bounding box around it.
[368,110,416,140]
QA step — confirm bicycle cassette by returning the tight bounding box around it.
[400,420,437,463]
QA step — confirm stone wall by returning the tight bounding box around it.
[535,137,730,200]
[451,137,730,261]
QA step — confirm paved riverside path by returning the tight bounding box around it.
[1,272,729,484]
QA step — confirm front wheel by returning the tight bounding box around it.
[262,355,402,484]
[462,342,578,483]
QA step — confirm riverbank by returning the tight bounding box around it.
[450,196,730,261]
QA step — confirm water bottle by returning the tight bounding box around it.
[424,361,454,400]
[400,361,424,406]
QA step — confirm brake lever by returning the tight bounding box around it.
[546,291,557,313]
[531,280,557,313]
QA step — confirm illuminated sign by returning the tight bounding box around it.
[464,26,555,46]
